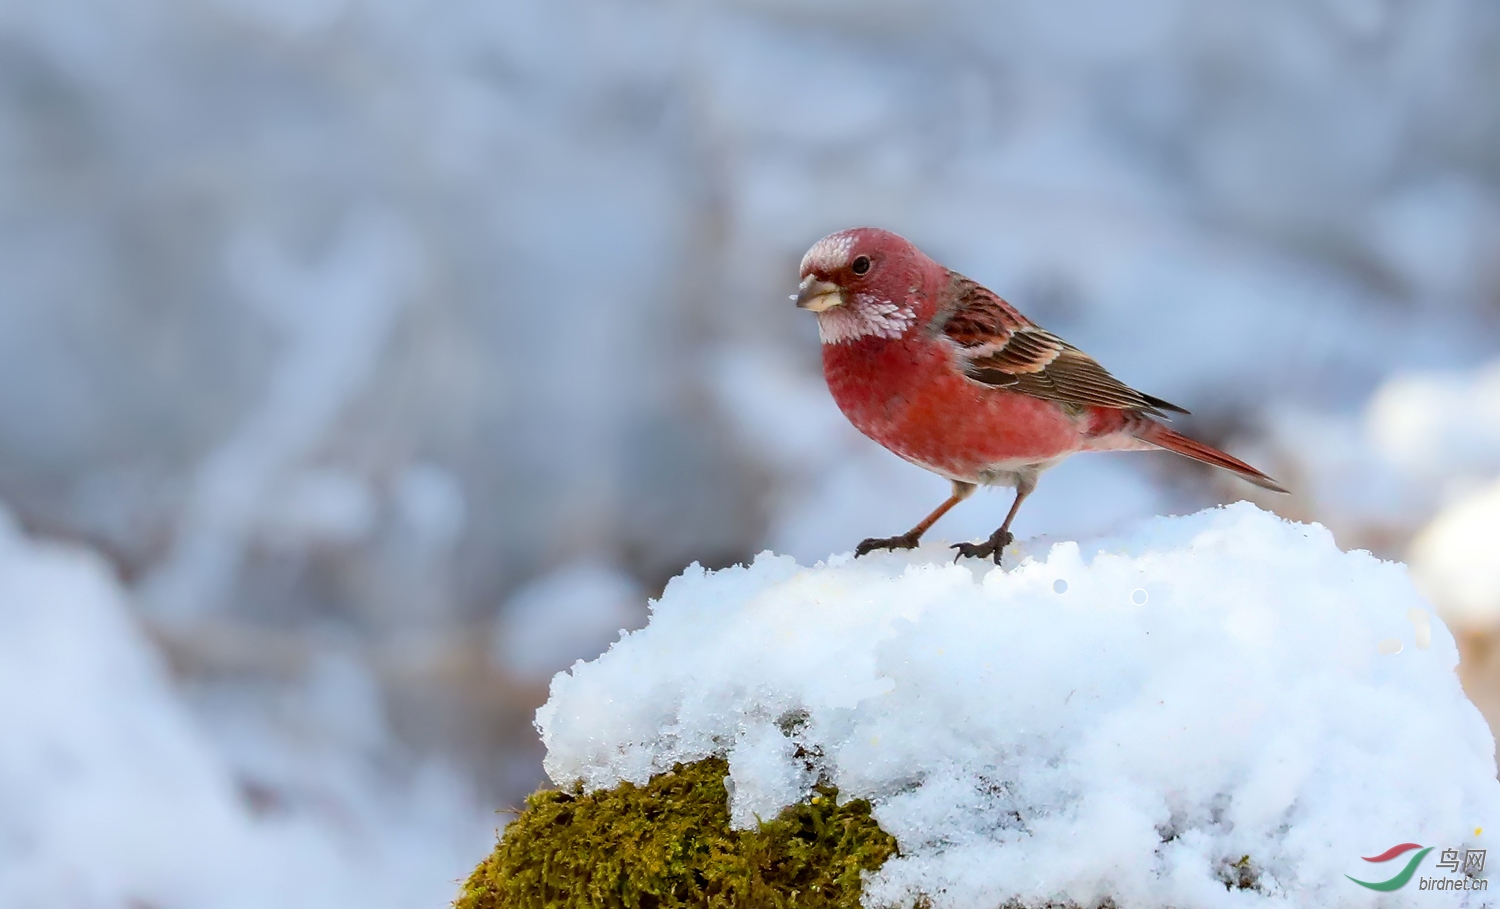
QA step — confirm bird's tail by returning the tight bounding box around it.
[1134,421,1289,493]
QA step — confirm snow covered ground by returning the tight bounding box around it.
[541,503,1498,907]
[0,506,490,909]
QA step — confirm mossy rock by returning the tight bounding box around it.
[458,757,898,909]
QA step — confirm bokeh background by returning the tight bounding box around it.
[3,0,1500,905]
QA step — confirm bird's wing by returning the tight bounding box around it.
[937,274,1189,417]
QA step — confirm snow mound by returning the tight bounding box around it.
[539,503,1498,909]
[0,506,474,909]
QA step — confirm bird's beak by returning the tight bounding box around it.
[794,275,843,312]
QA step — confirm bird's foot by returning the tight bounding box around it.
[952,528,1014,565]
[854,532,921,558]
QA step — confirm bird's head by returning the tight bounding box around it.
[794,227,929,344]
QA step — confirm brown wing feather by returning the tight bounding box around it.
[938,276,1028,347]
[937,272,1189,417]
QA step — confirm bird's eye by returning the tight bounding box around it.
[851,255,871,276]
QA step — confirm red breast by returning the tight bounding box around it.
[821,331,1088,482]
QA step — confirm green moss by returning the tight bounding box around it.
[457,757,898,909]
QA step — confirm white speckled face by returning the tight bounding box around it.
[800,232,855,276]
[816,294,916,344]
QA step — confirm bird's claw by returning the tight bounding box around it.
[951,529,1014,565]
[854,533,920,558]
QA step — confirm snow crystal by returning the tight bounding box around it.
[539,503,1498,908]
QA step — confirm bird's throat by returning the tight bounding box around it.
[816,297,916,344]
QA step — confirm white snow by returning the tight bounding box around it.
[1409,478,1500,631]
[1365,364,1500,484]
[0,506,484,909]
[539,503,1498,908]
[1251,358,1500,550]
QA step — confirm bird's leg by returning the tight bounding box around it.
[953,475,1036,565]
[855,481,975,557]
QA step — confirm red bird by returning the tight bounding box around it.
[794,227,1287,563]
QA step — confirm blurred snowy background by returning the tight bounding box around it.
[2,0,1500,905]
